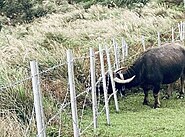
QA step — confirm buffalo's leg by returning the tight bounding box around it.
[163,83,173,99]
[142,87,149,105]
[179,75,185,98]
[153,85,160,108]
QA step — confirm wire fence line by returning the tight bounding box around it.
[1,20,178,92]
[0,21,184,136]
[0,36,128,136]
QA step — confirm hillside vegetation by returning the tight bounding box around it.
[0,0,184,136]
[0,0,184,78]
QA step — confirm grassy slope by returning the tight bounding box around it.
[83,92,185,137]
[0,1,183,87]
[0,2,183,69]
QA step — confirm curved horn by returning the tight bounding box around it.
[114,75,135,84]
[114,67,127,73]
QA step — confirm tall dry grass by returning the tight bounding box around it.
[0,1,184,136]
[0,110,35,137]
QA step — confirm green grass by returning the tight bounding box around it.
[81,92,185,137]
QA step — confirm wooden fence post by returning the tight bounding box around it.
[178,22,183,41]
[99,45,110,125]
[121,37,128,60]
[67,50,79,137]
[141,35,145,51]
[113,39,119,69]
[30,60,46,137]
[172,27,174,43]
[182,22,185,40]
[90,48,98,132]
[181,21,183,40]
[105,46,119,112]
[121,38,125,64]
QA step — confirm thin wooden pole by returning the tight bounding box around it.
[105,45,119,112]
[182,22,185,40]
[172,27,174,43]
[121,37,125,64]
[117,42,121,68]
[178,22,183,41]
[67,50,79,137]
[181,21,184,40]
[99,45,110,125]
[90,48,98,132]
[113,39,119,69]
[30,61,46,137]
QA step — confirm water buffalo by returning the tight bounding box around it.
[114,42,185,108]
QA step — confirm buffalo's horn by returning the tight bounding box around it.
[114,67,127,73]
[114,75,135,84]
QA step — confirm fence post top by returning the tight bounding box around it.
[30,60,37,64]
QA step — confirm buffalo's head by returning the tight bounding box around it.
[113,67,135,84]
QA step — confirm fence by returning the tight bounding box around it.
[0,21,185,137]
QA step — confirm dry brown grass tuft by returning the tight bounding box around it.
[0,111,27,137]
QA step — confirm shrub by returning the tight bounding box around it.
[0,0,49,25]
[158,0,183,5]
[72,0,150,8]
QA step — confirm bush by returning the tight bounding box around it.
[158,0,183,5]
[73,0,150,8]
[0,0,49,25]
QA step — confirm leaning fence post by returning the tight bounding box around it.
[30,60,46,137]
[67,50,79,137]
[121,38,125,64]
[172,27,174,43]
[99,45,110,125]
[182,22,185,40]
[90,48,98,132]
[178,23,183,41]
[113,39,119,69]
[141,35,146,51]
[105,45,119,112]
[181,21,184,40]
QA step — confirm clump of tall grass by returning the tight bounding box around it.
[0,111,27,137]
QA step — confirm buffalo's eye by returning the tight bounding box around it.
[116,72,124,79]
